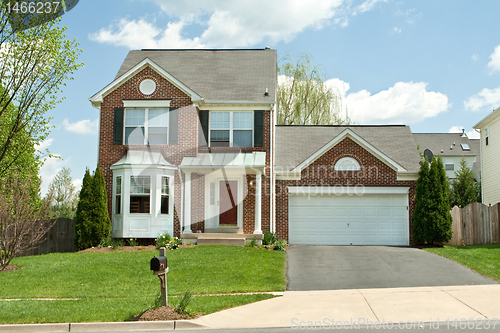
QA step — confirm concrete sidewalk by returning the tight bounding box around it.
[1,285,500,331]
[193,284,500,329]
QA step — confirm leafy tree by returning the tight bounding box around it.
[74,166,111,250]
[0,8,83,179]
[450,158,479,208]
[413,157,453,245]
[0,174,53,270]
[277,53,350,125]
[45,167,78,219]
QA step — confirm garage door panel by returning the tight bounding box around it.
[289,192,409,246]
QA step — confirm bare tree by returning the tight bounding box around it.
[46,167,77,218]
[0,175,53,270]
[277,53,351,125]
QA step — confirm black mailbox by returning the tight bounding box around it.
[150,256,167,271]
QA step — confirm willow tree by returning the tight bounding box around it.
[277,53,350,125]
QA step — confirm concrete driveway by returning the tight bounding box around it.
[286,246,498,291]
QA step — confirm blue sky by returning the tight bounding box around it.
[38,0,500,194]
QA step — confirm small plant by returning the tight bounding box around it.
[250,236,258,247]
[154,290,165,308]
[111,239,125,249]
[98,237,113,248]
[262,231,276,245]
[175,290,193,315]
[274,239,287,251]
[156,233,171,248]
[128,238,137,247]
[167,237,182,250]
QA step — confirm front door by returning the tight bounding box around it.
[219,180,238,225]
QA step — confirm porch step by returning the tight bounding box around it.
[197,237,245,247]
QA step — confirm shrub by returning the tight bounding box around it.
[74,166,111,250]
[274,239,287,251]
[175,290,193,315]
[167,237,182,250]
[262,231,276,245]
[156,233,171,248]
[250,236,258,247]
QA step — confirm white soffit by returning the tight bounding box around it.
[288,186,410,195]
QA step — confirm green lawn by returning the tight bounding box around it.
[0,245,285,324]
[425,244,500,281]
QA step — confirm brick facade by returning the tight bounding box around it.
[97,65,273,237]
[275,137,417,244]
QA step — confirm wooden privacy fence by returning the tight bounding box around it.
[18,218,75,257]
[447,202,500,246]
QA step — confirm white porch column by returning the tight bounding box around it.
[254,171,262,234]
[184,171,192,233]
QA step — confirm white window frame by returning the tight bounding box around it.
[124,108,169,145]
[334,157,361,171]
[160,176,170,215]
[208,111,254,147]
[114,176,122,215]
[129,175,151,214]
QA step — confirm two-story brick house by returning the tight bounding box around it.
[90,49,276,242]
[90,48,422,246]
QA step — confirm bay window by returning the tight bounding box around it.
[115,176,122,214]
[161,176,169,214]
[130,176,150,213]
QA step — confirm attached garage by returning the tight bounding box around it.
[288,187,410,246]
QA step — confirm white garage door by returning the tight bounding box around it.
[289,192,409,246]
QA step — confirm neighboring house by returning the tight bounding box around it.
[413,132,481,182]
[474,106,500,206]
[90,49,421,246]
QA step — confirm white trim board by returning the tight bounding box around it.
[123,100,171,108]
[89,58,202,107]
[288,186,410,195]
[291,128,406,174]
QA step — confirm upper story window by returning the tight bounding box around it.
[124,108,169,145]
[130,176,150,213]
[485,128,489,146]
[209,111,253,147]
[445,159,454,171]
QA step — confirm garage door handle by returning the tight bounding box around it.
[347,223,349,227]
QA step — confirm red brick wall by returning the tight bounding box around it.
[275,136,417,244]
[98,65,273,237]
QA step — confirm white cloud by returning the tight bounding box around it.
[392,26,401,33]
[488,45,500,73]
[34,138,54,152]
[464,86,500,112]
[342,81,449,124]
[91,0,386,49]
[39,155,67,196]
[62,118,98,135]
[471,54,479,61]
[72,178,82,193]
[448,126,480,139]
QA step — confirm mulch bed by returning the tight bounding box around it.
[0,265,20,272]
[135,306,202,321]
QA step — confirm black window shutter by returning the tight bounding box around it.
[254,110,264,147]
[169,107,178,145]
[113,108,124,144]
[199,110,209,147]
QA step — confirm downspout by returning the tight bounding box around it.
[474,128,483,202]
[178,168,184,233]
[271,102,276,233]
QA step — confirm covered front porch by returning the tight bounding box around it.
[179,152,266,244]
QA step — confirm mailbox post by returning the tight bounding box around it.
[150,247,168,306]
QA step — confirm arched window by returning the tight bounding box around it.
[334,157,361,171]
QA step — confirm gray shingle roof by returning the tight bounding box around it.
[412,133,480,157]
[275,125,421,172]
[115,49,277,102]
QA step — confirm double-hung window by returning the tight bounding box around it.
[130,176,150,213]
[209,111,253,147]
[124,108,169,145]
[115,176,122,214]
[161,176,169,214]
